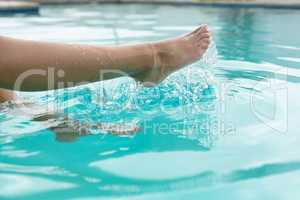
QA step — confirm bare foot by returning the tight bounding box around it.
[136,25,210,84]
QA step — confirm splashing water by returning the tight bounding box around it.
[200,39,218,68]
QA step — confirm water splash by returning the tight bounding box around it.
[199,39,218,69]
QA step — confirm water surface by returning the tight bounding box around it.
[1,4,300,200]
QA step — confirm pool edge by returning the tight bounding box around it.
[34,0,300,10]
[0,1,39,15]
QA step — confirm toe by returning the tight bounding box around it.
[200,39,210,49]
[198,38,210,49]
[198,32,210,40]
[187,25,204,36]
[188,25,208,37]
[196,25,209,34]
[201,43,209,49]
[200,37,210,43]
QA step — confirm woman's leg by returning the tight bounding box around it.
[0,89,16,103]
[0,25,210,91]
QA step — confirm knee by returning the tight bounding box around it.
[0,89,16,103]
[0,36,5,48]
[0,36,9,66]
[0,36,9,90]
[0,36,5,60]
[0,36,9,54]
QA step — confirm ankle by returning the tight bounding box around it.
[151,39,178,70]
[149,42,161,70]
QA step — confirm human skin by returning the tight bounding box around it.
[0,89,16,102]
[0,25,210,93]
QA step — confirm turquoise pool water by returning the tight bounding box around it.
[1,4,300,200]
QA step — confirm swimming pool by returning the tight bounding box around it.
[1,4,300,200]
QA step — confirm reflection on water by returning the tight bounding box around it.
[1,4,300,200]
[217,9,258,61]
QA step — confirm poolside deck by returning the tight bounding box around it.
[0,0,300,15]
[34,0,300,9]
[118,0,300,9]
[0,1,39,14]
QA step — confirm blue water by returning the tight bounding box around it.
[1,4,300,200]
